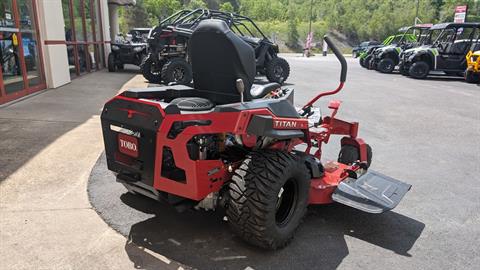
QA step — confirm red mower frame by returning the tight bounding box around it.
[105,36,368,205]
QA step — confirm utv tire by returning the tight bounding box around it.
[227,150,310,250]
[141,54,164,83]
[409,61,429,79]
[398,63,409,76]
[107,53,116,72]
[338,144,372,168]
[265,57,290,84]
[359,57,366,68]
[363,55,373,69]
[464,70,479,83]
[377,58,395,73]
[161,58,193,85]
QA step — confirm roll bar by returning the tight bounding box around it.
[302,35,347,111]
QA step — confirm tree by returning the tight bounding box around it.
[219,2,234,12]
[286,5,299,49]
[186,0,207,9]
[119,0,150,32]
[144,0,181,23]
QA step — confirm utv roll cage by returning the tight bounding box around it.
[157,9,267,39]
[396,25,432,46]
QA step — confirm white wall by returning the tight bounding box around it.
[36,0,70,88]
[101,0,112,57]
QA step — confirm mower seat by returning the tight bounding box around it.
[190,19,256,104]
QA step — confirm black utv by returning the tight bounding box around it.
[108,28,150,72]
[370,25,432,73]
[400,22,480,79]
[352,40,380,58]
[141,9,290,85]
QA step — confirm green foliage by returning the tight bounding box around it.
[186,0,208,9]
[219,2,234,12]
[144,0,181,23]
[119,0,151,33]
[119,0,480,50]
[286,5,299,49]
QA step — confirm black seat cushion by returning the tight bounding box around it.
[190,19,256,104]
[170,97,215,111]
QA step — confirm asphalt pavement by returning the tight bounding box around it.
[88,56,480,270]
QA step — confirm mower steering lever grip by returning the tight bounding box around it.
[323,35,347,83]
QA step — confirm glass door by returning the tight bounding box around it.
[1,0,25,96]
[17,0,44,88]
[62,0,104,79]
[0,0,45,104]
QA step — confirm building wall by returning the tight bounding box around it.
[36,0,113,89]
[36,0,70,88]
[101,0,112,57]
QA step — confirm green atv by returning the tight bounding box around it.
[359,34,416,68]
[370,25,432,73]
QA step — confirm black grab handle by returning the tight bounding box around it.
[323,35,347,82]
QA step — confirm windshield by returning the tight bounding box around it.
[390,35,403,44]
[433,27,478,53]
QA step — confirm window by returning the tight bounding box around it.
[61,0,104,78]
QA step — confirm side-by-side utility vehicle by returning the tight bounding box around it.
[400,22,480,79]
[108,28,150,72]
[370,25,432,73]
[141,9,290,85]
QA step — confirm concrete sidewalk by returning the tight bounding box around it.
[0,70,180,269]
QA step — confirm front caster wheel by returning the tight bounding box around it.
[338,144,372,168]
[227,150,309,250]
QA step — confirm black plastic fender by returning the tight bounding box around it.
[246,115,304,140]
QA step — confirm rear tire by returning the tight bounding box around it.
[377,58,395,73]
[141,53,164,83]
[338,144,372,168]
[465,70,480,83]
[161,58,193,85]
[227,150,310,250]
[363,55,373,69]
[399,63,409,76]
[265,57,290,84]
[409,61,430,79]
[107,53,116,72]
[359,57,366,68]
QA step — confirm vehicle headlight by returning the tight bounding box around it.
[111,45,120,51]
[133,46,144,52]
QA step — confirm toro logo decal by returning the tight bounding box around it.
[118,133,139,158]
[273,118,308,130]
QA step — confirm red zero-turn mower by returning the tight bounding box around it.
[101,19,411,250]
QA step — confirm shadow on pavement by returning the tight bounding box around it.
[0,71,137,181]
[121,193,424,270]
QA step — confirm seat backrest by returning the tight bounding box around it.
[190,19,256,103]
